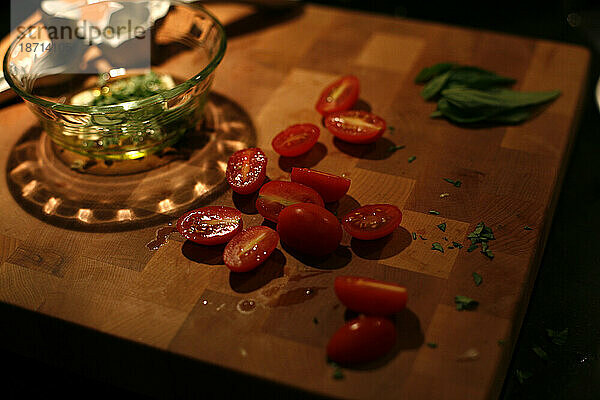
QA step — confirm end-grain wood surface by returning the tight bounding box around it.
[0,4,590,399]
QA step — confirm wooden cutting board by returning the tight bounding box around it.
[0,4,590,399]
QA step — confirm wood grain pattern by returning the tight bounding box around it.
[0,4,590,399]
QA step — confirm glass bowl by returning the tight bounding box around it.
[3,0,226,164]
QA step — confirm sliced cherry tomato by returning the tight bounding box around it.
[224,226,279,273]
[342,204,402,240]
[177,206,243,245]
[334,276,408,315]
[226,148,267,194]
[290,167,350,203]
[277,203,342,257]
[256,181,324,222]
[271,124,320,157]
[327,316,396,364]
[315,75,360,116]
[325,110,386,144]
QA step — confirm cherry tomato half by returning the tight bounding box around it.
[342,204,402,240]
[256,181,324,223]
[327,316,397,364]
[334,276,408,315]
[177,206,243,245]
[226,148,267,195]
[290,167,351,203]
[277,203,342,257]
[315,75,360,116]
[325,110,386,144]
[224,226,279,273]
[271,124,320,157]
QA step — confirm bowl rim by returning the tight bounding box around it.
[3,0,227,114]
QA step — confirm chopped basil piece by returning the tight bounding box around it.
[467,222,495,259]
[472,272,483,286]
[443,178,462,187]
[412,232,417,240]
[388,144,406,152]
[524,225,533,230]
[332,368,344,380]
[419,235,427,240]
[455,295,478,311]
[515,369,532,384]
[532,345,549,361]
[546,328,568,346]
[408,155,417,163]
[429,210,440,215]
[452,241,463,249]
[431,242,444,253]
[426,342,438,348]
[329,362,345,380]
[437,222,447,232]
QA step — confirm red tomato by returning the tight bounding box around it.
[226,148,267,194]
[256,181,324,223]
[277,203,342,257]
[290,167,350,203]
[224,226,279,272]
[177,206,243,245]
[342,204,402,240]
[327,316,397,364]
[325,110,386,144]
[271,124,320,157]
[315,75,360,116]
[334,276,408,315]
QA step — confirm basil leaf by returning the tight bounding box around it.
[437,222,447,232]
[447,66,516,89]
[421,71,452,100]
[408,155,417,163]
[441,87,561,111]
[414,62,455,83]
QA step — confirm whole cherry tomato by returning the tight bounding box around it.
[334,276,408,315]
[327,316,397,364]
[290,167,351,203]
[277,202,342,257]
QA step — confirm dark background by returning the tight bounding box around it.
[2,1,599,399]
